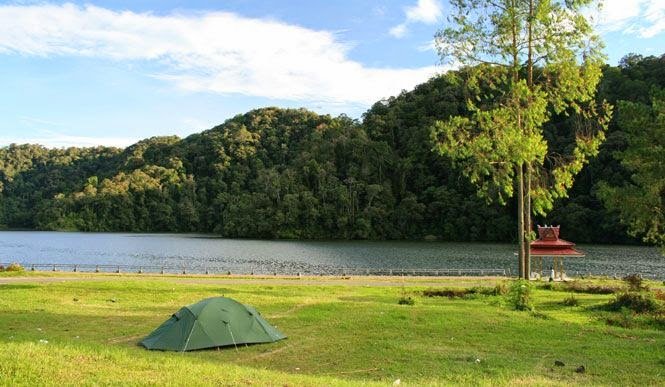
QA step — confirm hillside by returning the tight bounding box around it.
[1,54,663,242]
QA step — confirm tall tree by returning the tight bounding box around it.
[432,0,611,278]
[599,89,665,250]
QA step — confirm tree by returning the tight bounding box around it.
[599,89,665,249]
[432,0,611,278]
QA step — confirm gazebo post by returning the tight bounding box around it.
[529,226,584,281]
[539,257,543,278]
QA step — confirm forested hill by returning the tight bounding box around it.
[1,54,663,242]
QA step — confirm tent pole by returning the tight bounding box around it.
[182,321,195,352]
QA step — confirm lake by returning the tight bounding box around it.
[0,231,663,278]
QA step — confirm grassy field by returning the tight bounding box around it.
[0,272,663,386]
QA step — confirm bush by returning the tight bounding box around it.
[651,313,665,330]
[562,294,579,306]
[562,281,618,294]
[538,282,555,290]
[423,284,507,299]
[623,274,648,292]
[398,296,415,305]
[423,288,469,298]
[606,307,634,328]
[1,263,24,272]
[493,282,508,296]
[607,292,661,314]
[655,290,665,302]
[508,280,534,311]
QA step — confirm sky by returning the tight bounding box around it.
[0,0,664,148]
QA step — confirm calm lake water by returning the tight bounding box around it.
[0,231,663,278]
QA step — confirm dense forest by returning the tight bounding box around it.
[0,54,663,243]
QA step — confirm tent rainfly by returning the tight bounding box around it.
[141,297,286,351]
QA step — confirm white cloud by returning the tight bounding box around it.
[389,24,408,38]
[417,40,436,52]
[591,0,665,38]
[405,0,443,24]
[0,3,438,106]
[390,0,443,38]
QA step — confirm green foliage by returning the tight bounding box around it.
[605,307,635,328]
[433,0,610,216]
[423,285,507,299]
[560,281,618,295]
[0,104,514,240]
[547,54,665,244]
[599,88,665,249]
[0,263,24,272]
[623,274,648,292]
[0,54,663,244]
[561,294,579,307]
[607,292,661,314]
[397,296,415,305]
[508,279,534,311]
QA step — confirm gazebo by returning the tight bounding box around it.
[530,225,584,280]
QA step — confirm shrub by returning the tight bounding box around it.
[562,294,579,306]
[623,274,648,292]
[649,312,665,330]
[4,263,24,272]
[562,281,618,294]
[606,307,634,328]
[538,282,556,291]
[398,296,415,305]
[423,285,507,298]
[655,290,665,302]
[607,292,661,314]
[494,282,508,296]
[508,279,534,311]
[423,288,469,298]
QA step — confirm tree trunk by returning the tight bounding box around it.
[523,0,534,280]
[517,163,525,279]
[524,163,531,279]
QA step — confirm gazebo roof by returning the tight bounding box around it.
[529,225,584,257]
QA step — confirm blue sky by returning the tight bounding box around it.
[1,0,664,148]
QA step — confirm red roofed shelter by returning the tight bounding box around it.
[530,225,584,280]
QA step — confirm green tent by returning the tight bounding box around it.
[141,297,286,351]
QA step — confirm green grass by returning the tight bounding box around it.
[0,274,664,386]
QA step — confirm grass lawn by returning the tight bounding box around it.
[0,273,663,386]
